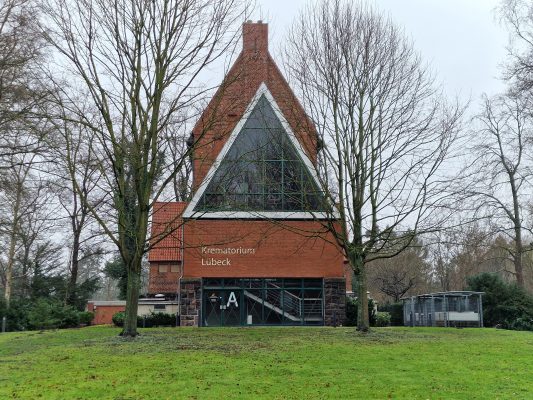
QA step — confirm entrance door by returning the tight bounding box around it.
[203,290,242,326]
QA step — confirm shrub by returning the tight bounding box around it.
[509,317,533,331]
[378,302,403,326]
[375,312,391,327]
[112,311,125,327]
[0,298,31,332]
[26,299,81,330]
[467,273,533,331]
[345,297,357,326]
[345,297,376,327]
[57,305,82,328]
[78,311,94,326]
[145,312,177,327]
[0,298,96,332]
[27,299,59,330]
[112,311,177,328]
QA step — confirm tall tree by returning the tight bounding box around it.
[43,0,250,336]
[427,225,503,292]
[0,0,47,168]
[165,125,194,202]
[0,153,52,306]
[14,190,61,299]
[368,235,431,303]
[500,0,533,94]
[284,0,462,330]
[468,94,532,287]
[48,117,105,306]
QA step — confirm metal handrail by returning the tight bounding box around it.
[244,283,323,322]
[250,281,302,317]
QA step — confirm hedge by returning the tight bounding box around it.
[112,311,178,328]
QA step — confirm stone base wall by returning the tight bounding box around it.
[178,278,345,327]
[324,278,346,326]
[180,278,202,327]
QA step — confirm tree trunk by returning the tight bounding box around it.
[349,250,369,331]
[4,185,22,308]
[20,244,32,298]
[118,190,150,337]
[4,228,17,308]
[511,179,525,287]
[357,263,369,332]
[65,229,81,305]
[121,259,141,337]
[514,230,524,287]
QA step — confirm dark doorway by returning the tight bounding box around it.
[202,278,324,326]
[203,289,243,327]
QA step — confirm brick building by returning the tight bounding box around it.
[148,21,348,327]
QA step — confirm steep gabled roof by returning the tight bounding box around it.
[148,202,187,262]
[183,84,329,219]
[185,22,330,220]
[190,21,318,192]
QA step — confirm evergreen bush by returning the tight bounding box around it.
[27,299,80,330]
[0,298,30,331]
[0,298,93,332]
[145,312,177,327]
[112,311,127,327]
[112,311,176,328]
[467,273,533,331]
[378,302,403,326]
[345,297,377,327]
[375,311,391,327]
[78,311,94,326]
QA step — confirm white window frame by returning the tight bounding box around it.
[183,83,336,220]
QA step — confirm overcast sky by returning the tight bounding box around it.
[255,0,509,105]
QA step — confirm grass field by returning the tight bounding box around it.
[0,326,531,399]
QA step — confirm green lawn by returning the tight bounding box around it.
[0,326,531,399]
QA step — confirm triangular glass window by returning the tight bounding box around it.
[194,95,326,212]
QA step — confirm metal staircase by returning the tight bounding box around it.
[243,281,323,323]
[243,289,301,321]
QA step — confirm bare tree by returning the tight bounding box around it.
[0,0,48,167]
[468,94,533,288]
[500,0,533,94]
[14,195,62,299]
[368,235,431,303]
[427,225,493,292]
[47,117,105,306]
[0,153,51,306]
[427,229,459,292]
[42,0,250,336]
[284,0,462,330]
[165,122,194,202]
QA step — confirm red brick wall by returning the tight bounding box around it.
[243,22,268,53]
[183,220,344,278]
[87,303,125,325]
[161,23,345,284]
[148,263,181,294]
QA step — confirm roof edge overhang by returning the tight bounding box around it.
[400,291,485,301]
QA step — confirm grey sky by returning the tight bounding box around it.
[256,0,508,103]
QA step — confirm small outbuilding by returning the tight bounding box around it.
[87,298,179,325]
[402,291,484,328]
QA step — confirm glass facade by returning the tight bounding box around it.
[195,95,326,212]
[202,278,324,326]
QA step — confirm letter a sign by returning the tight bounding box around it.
[227,291,239,308]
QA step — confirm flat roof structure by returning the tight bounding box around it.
[402,291,484,328]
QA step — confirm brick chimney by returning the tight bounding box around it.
[243,20,268,53]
